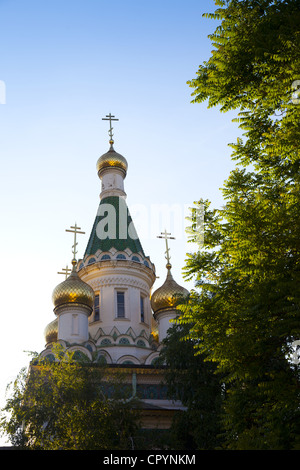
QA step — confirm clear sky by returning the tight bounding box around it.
[0,0,241,444]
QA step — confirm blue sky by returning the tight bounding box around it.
[0,0,242,443]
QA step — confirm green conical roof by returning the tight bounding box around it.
[84,196,145,258]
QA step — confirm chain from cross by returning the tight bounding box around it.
[57,265,72,279]
[65,223,85,261]
[102,113,119,143]
[157,229,175,265]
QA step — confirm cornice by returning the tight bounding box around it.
[54,303,93,316]
[86,275,151,291]
[79,262,155,290]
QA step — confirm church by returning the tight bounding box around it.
[40,114,189,429]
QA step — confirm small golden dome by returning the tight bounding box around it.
[96,144,128,177]
[52,262,95,311]
[151,264,189,315]
[44,318,58,344]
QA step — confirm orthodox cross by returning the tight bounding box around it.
[102,113,119,144]
[65,223,85,262]
[57,265,72,279]
[157,230,175,265]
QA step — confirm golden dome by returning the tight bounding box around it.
[44,317,58,344]
[96,144,128,177]
[52,262,95,311]
[151,264,189,315]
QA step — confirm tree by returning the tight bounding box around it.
[179,0,300,449]
[0,344,140,449]
[188,0,300,176]
[158,322,224,450]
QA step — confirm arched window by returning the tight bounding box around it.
[101,338,112,346]
[73,350,89,361]
[119,337,130,345]
[140,296,145,323]
[116,291,125,318]
[93,293,100,321]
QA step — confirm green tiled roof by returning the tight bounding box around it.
[84,196,145,258]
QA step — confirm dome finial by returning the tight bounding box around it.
[157,229,175,267]
[97,113,127,181]
[151,229,189,314]
[65,223,85,265]
[102,113,119,147]
[57,264,72,279]
[52,224,94,311]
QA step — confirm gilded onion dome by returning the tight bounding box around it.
[96,143,128,177]
[52,260,95,311]
[44,317,58,344]
[151,263,189,315]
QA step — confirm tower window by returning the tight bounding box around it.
[116,291,125,318]
[72,314,79,335]
[140,296,145,323]
[94,293,100,321]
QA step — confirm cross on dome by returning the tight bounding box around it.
[102,113,119,145]
[65,223,85,264]
[57,265,71,279]
[157,230,175,266]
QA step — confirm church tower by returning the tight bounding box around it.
[151,262,189,341]
[75,115,157,365]
[52,258,94,344]
[151,231,189,341]
[42,114,188,368]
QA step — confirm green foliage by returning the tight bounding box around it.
[181,0,300,449]
[158,322,224,449]
[0,344,140,450]
[188,0,300,174]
